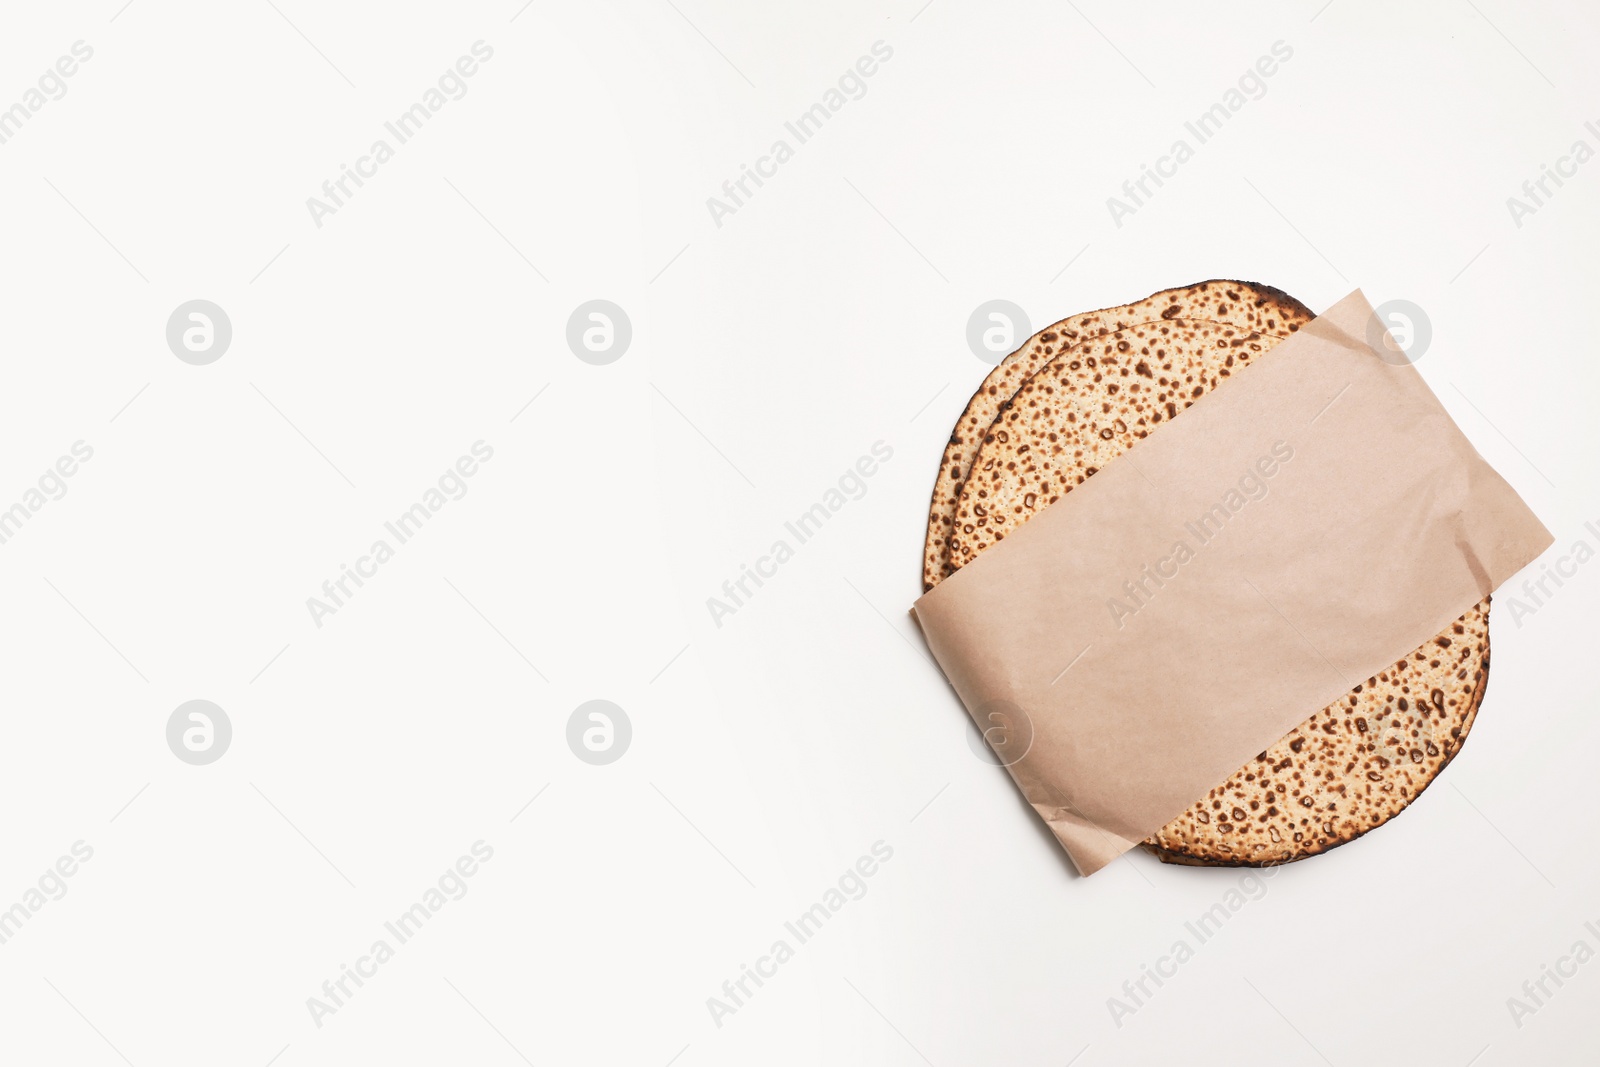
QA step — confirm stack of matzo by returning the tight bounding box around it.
[924,281,1491,865]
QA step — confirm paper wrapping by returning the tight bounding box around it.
[912,290,1553,875]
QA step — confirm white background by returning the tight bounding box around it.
[1,1,1597,1064]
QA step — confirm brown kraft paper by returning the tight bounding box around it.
[912,290,1553,876]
